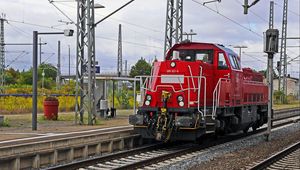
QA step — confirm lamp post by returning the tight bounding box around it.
[229,45,248,59]
[32,29,73,131]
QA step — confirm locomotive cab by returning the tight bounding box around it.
[129,42,268,142]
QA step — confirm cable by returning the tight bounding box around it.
[7,23,31,38]
[124,26,164,42]
[6,52,30,68]
[48,0,76,26]
[6,19,63,30]
[242,52,267,64]
[191,0,263,38]
[43,53,56,63]
[234,0,268,22]
[52,0,163,34]
[95,35,163,49]
[6,21,58,62]
[274,1,300,16]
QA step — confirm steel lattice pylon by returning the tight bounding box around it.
[0,15,5,93]
[76,0,96,125]
[278,0,288,100]
[117,24,122,77]
[269,1,274,29]
[164,0,183,56]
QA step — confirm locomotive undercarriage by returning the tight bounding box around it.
[130,104,268,142]
[214,105,268,135]
[130,107,207,141]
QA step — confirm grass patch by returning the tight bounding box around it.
[274,100,300,110]
[1,118,10,127]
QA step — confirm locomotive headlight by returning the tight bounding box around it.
[145,100,150,106]
[177,95,184,102]
[170,61,176,68]
[179,101,184,107]
[146,95,152,101]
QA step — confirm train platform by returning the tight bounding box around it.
[0,110,132,142]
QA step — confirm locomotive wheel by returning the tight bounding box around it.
[252,124,258,131]
[243,127,249,133]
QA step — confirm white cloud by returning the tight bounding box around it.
[1,0,299,78]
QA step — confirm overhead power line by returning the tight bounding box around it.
[242,52,267,64]
[274,1,300,16]
[95,35,163,49]
[48,0,76,26]
[6,51,30,68]
[192,0,262,38]
[6,19,63,30]
[49,0,163,34]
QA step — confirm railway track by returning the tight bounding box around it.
[45,108,299,170]
[249,141,300,170]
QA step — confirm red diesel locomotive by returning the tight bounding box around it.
[129,41,268,142]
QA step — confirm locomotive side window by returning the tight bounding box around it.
[234,56,241,69]
[218,53,229,69]
[229,54,241,70]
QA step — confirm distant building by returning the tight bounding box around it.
[273,76,300,98]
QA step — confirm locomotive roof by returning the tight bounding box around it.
[166,42,238,60]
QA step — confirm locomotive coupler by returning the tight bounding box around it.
[156,91,173,142]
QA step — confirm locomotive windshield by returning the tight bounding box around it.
[228,54,241,70]
[171,49,213,64]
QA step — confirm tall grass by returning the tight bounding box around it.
[0,96,76,114]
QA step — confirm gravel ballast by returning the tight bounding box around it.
[153,122,300,170]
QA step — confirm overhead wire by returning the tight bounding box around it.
[191,0,263,38]
[6,51,30,68]
[6,23,31,38]
[6,19,63,30]
[47,0,76,26]
[234,0,268,22]
[242,52,267,64]
[274,1,300,17]
[5,21,58,61]
[95,35,163,49]
[52,0,163,34]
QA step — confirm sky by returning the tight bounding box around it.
[1,0,299,78]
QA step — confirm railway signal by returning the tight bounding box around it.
[264,28,279,141]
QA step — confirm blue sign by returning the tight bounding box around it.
[96,66,100,74]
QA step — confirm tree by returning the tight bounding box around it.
[17,63,58,88]
[19,68,33,85]
[5,68,20,85]
[129,57,152,78]
[258,69,278,78]
[39,63,57,81]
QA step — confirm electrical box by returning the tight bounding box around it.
[264,29,279,54]
[64,29,74,36]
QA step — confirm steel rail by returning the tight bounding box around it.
[45,108,299,170]
[249,141,300,170]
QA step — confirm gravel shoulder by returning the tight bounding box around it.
[191,127,300,170]
[160,122,300,170]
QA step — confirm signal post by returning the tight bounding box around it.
[264,29,279,141]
